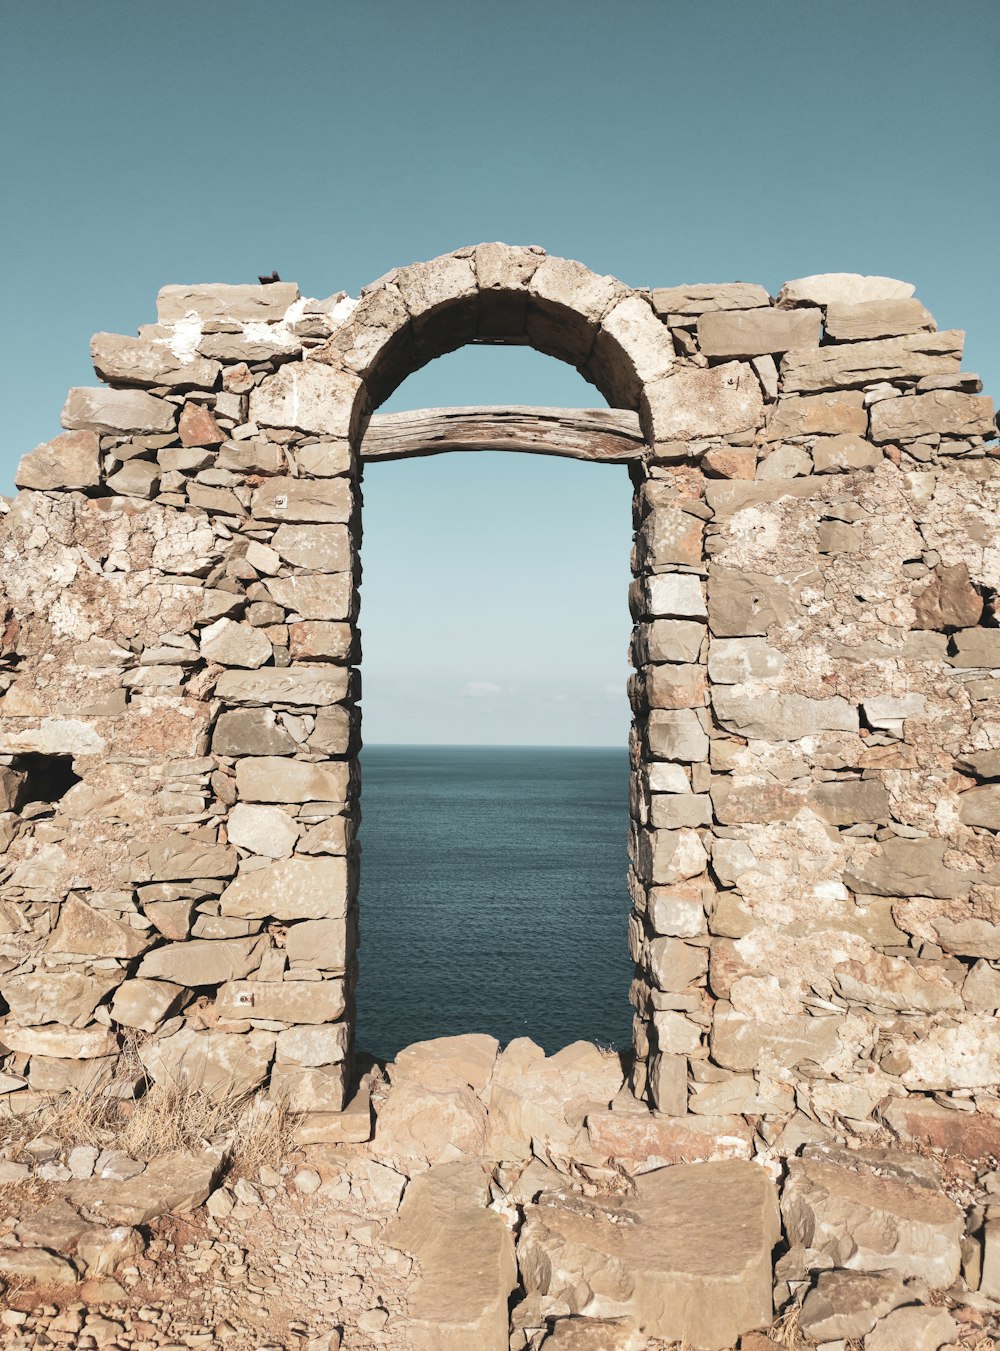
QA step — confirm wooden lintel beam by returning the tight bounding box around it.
[360,406,645,464]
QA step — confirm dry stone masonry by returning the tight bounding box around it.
[2,245,999,1169]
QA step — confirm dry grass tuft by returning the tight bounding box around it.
[1,1032,300,1180]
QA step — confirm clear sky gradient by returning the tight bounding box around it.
[2,1,997,744]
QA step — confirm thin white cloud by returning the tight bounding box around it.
[460,680,504,698]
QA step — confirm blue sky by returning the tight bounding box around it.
[2,1,997,744]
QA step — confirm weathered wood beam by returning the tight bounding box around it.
[360,405,645,464]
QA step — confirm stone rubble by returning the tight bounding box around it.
[0,1034,996,1350]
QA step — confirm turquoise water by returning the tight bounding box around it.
[355,745,634,1061]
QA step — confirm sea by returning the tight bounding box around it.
[355,744,634,1062]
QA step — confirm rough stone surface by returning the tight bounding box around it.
[518,1160,779,1350]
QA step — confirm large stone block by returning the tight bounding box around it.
[251,477,353,524]
[16,430,102,490]
[698,306,821,358]
[140,1028,275,1100]
[219,856,350,920]
[651,282,771,319]
[781,1152,962,1286]
[62,386,176,434]
[250,360,364,438]
[270,523,352,569]
[869,389,996,441]
[136,935,266,985]
[215,979,347,1023]
[764,389,867,439]
[844,837,973,899]
[91,333,221,389]
[712,689,858,739]
[780,330,963,393]
[647,709,709,762]
[214,665,350,707]
[235,756,349,803]
[157,281,299,323]
[824,298,935,341]
[518,1160,779,1350]
[382,1160,517,1351]
[264,573,354,620]
[643,362,764,441]
[776,273,915,307]
[212,708,298,755]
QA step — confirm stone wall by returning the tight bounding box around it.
[1,245,997,1147]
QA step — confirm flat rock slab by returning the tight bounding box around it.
[382,1160,517,1351]
[517,1159,779,1350]
[781,1152,963,1287]
[68,1148,222,1227]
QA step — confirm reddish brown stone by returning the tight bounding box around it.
[885,1098,1000,1162]
[913,563,983,630]
[701,446,757,479]
[586,1110,752,1167]
[179,402,225,447]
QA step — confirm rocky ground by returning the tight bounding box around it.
[1,1035,1000,1351]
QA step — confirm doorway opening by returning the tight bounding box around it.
[355,347,635,1060]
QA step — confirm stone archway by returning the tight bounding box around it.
[2,246,999,1152]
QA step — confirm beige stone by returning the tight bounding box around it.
[643,361,764,441]
[869,389,995,441]
[48,897,152,959]
[799,1269,912,1342]
[252,477,353,524]
[382,1161,517,1351]
[781,330,963,393]
[16,430,102,490]
[845,837,972,899]
[250,360,363,438]
[647,708,709,761]
[781,1153,962,1286]
[215,665,350,707]
[697,305,821,358]
[69,1147,221,1225]
[110,978,186,1033]
[265,573,354,621]
[585,1111,751,1169]
[271,522,351,569]
[824,298,935,341]
[235,755,349,802]
[776,273,916,307]
[275,1022,350,1065]
[812,432,883,472]
[644,573,706,619]
[375,1079,489,1167]
[765,389,868,438]
[140,1028,274,1099]
[950,626,1000,667]
[285,916,351,969]
[1,1022,118,1058]
[219,856,349,920]
[713,689,857,739]
[864,1305,958,1351]
[199,617,272,668]
[518,1160,779,1351]
[391,1033,500,1095]
[157,281,299,323]
[0,971,121,1028]
[0,1248,78,1286]
[136,934,266,985]
[215,979,346,1023]
[91,332,221,389]
[227,802,300,857]
[269,1062,347,1111]
[651,282,771,318]
[288,620,353,662]
[62,385,175,434]
[540,1319,645,1351]
[710,1003,844,1072]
